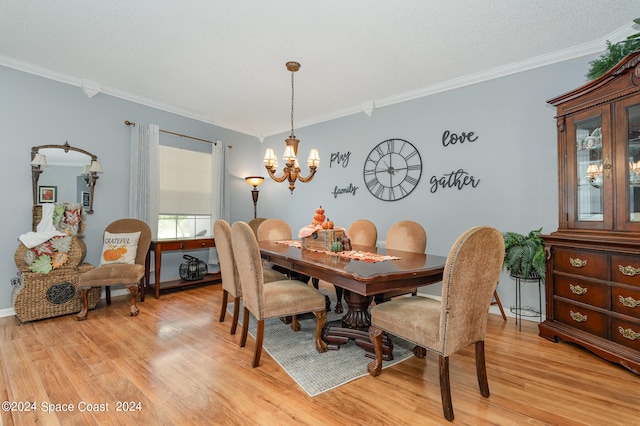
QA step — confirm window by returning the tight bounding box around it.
[158,146,212,239]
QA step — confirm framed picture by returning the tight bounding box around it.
[82,191,91,208]
[38,186,57,203]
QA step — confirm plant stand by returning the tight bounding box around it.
[509,272,542,331]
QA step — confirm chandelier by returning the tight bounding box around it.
[263,61,320,194]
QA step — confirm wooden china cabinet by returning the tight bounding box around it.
[539,50,640,375]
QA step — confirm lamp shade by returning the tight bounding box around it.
[30,154,48,167]
[282,145,297,161]
[263,148,277,166]
[245,176,265,188]
[307,149,320,167]
[88,160,103,173]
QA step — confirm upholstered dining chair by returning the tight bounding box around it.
[367,226,505,422]
[375,220,427,302]
[256,218,292,241]
[214,219,287,335]
[231,221,328,367]
[316,219,378,313]
[248,217,268,239]
[76,219,151,321]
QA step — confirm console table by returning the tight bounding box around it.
[148,237,221,299]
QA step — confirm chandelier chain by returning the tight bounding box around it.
[290,69,295,138]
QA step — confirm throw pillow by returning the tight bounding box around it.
[99,231,141,266]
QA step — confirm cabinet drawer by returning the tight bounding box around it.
[156,241,182,251]
[611,317,640,351]
[553,248,607,280]
[612,285,640,318]
[611,254,640,287]
[554,299,608,338]
[182,239,214,250]
[554,275,609,309]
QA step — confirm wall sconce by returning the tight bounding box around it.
[30,154,48,205]
[83,160,103,187]
[245,176,265,219]
[264,61,319,194]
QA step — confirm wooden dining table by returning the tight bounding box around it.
[259,241,447,359]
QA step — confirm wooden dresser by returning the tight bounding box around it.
[539,51,640,375]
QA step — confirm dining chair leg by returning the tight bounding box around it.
[475,341,490,397]
[252,319,265,368]
[230,296,240,335]
[313,311,328,353]
[76,288,89,321]
[127,285,139,316]
[290,315,300,331]
[492,290,507,321]
[367,326,384,376]
[106,286,111,305]
[219,290,228,322]
[439,355,454,422]
[240,308,250,347]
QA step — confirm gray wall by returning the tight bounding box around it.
[0,54,594,318]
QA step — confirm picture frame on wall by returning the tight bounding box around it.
[38,186,57,203]
[82,191,90,208]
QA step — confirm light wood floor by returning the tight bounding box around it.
[0,283,638,425]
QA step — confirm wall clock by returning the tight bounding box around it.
[363,138,422,201]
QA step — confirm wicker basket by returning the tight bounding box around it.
[11,263,100,323]
[14,236,86,272]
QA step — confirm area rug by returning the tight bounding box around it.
[230,289,416,397]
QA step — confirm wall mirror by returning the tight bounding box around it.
[31,141,103,214]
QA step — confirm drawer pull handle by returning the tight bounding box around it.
[618,264,640,277]
[570,310,587,322]
[619,295,640,308]
[569,258,587,268]
[569,284,587,295]
[618,326,640,341]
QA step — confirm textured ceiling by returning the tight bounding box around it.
[1,1,638,138]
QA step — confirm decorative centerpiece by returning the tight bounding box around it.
[300,206,346,251]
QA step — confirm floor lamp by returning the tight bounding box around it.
[245,176,265,219]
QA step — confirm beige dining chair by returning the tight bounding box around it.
[315,219,378,313]
[248,217,268,239]
[76,218,151,321]
[214,219,287,336]
[375,220,426,302]
[231,221,328,367]
[367,226,504,422]
[256,218,292,241]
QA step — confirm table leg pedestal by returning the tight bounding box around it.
[321,290,394,360]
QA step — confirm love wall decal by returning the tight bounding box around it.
[430,130,481,193]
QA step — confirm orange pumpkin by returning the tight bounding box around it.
[103,246,123,261]
[316,206,325,215]
[313,213,325,222]
[326,219,334,229]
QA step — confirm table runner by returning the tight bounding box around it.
[274,240,400,263]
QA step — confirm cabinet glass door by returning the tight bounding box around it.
[626,103,640,222]
[575,115,604,222]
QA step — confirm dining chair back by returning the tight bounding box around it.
[347,219,378,246]
[377,220,426,301]
[368,226,505,421]
[76,218,151,321]
[256,218,292,241]
[215,219,287,336]
[231,221,328,367]
[248,217,268,239]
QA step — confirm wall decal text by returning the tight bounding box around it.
[330,151,351,168]
[430,169,480,193]
[332,183,359,198]
[442,130,478,147]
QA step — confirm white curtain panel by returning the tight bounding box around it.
[209,142,229,265]
[129,122,160,238]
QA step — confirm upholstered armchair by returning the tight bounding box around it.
[367,226,504,422]
[76,219,151,321]
[231,221,328,367]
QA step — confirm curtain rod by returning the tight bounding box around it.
[124,120,231,148]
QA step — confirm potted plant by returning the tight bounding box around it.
[586,18,640,80]
[503,228,546,281]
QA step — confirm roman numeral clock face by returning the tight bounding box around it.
[363,138,422,201]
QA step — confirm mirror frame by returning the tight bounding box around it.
[31,141,100,214]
